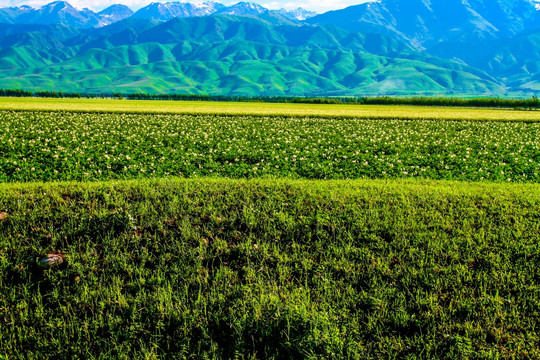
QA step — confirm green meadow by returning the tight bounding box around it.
[1,99,539,359]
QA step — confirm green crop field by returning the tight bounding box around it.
[1,111,539,182]
[1,99,539,359]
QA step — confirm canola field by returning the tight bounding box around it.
[2,97,540,121]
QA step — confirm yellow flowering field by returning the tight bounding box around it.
[1,97,540,121]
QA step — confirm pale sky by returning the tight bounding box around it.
[1,0,371,13]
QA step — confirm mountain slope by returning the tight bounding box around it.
[0,15,505,96]
[0,1,317,27]
[306,0,540,95]
[97,5,134,26]
[0,5,33,23]
[430,29,540,92]
[217,2,268,16]
[309,0,540,49]
[0,1,134,28]
[276,8,316,21]
[131,1,226,21]
[14,1,101,28]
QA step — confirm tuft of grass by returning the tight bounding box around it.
[0,178,539,359]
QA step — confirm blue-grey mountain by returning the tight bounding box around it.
[0,1,316,26]
[309,0,540,48]
[308,0,540,93]
[0,1,133,28]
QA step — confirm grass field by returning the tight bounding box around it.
[2,178,540,359]
[1,99,539,359]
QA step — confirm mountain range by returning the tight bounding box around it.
[0,0,539,96]
[0,1,317,26]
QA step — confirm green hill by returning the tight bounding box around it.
[0,15,505,96]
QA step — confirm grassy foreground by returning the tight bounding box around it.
[1,97,540,121]
[1,178,539,359]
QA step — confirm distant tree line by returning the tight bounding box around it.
[124,93,285,102]
[353,96,540,109]
[289,96,540,109]
[0,89,85,98]
[123,93,540,109]
[0,88,539,109]
[0,89,34,97]
[35,90,82,98]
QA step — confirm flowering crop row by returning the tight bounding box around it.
[0,111,539,182]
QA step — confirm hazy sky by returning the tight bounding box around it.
[2,0,371,13]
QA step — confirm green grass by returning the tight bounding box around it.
[1,100,539,358]
[1,178,539,359]
[1,110,538,182]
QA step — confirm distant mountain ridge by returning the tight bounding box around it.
[0,1,134,28]
[1,0,540,96]
[98,4,135,25]
[130,2,226,21]
[0,13,504,96]
[309,0,540,49]
[307,0,540,93]
[0,1,317,27]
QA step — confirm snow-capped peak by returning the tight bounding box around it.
[276,7,316,21]
[218,2,268,16]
